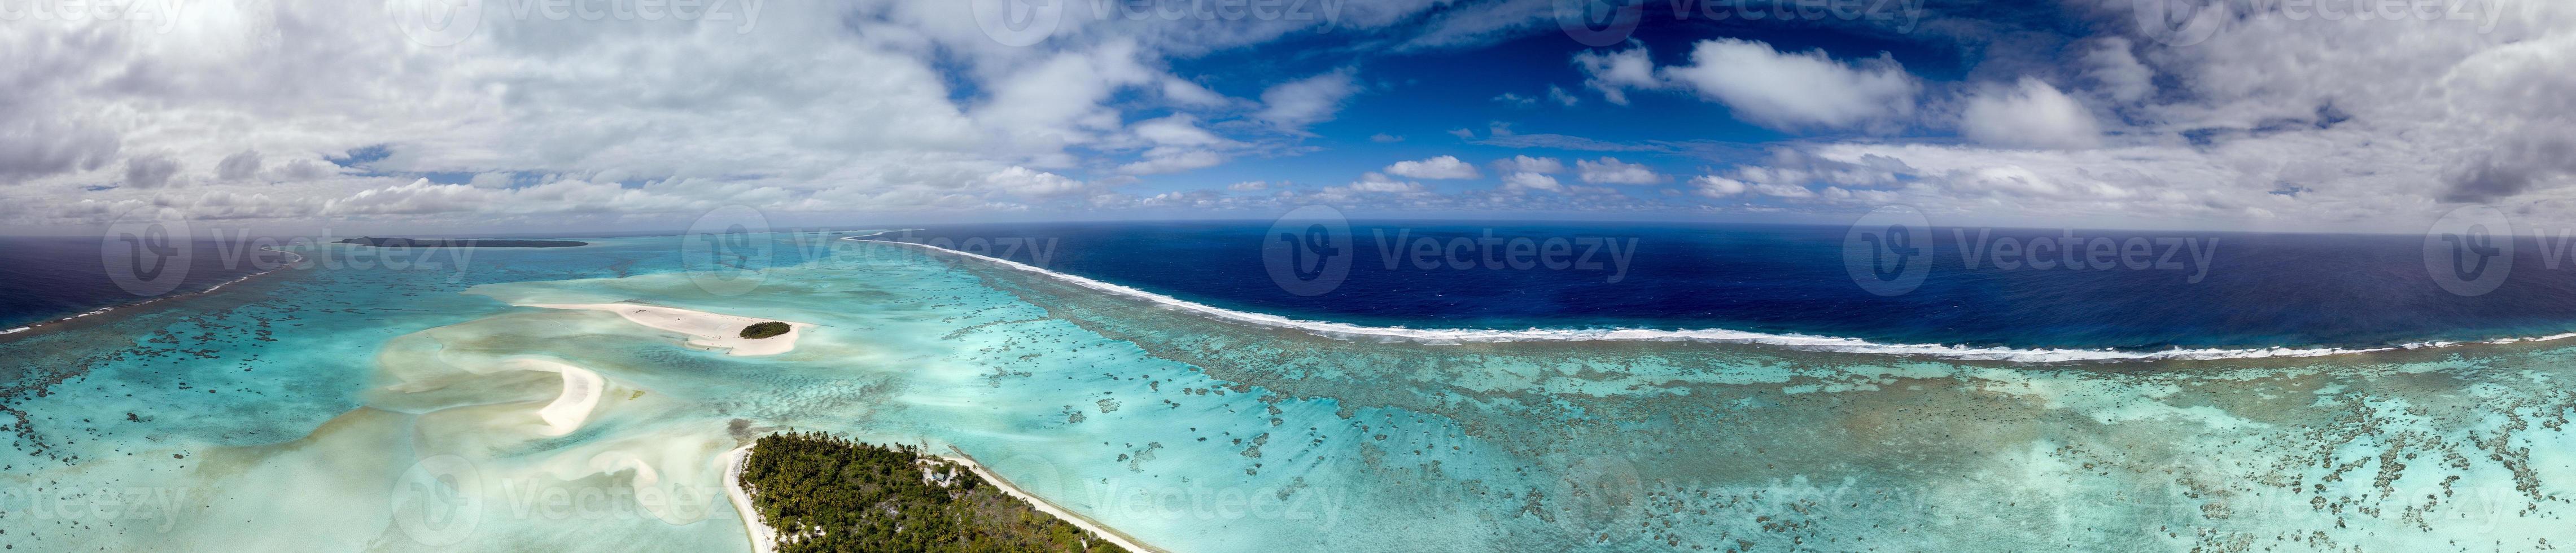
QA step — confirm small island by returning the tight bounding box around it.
[336,236,589,248]
[738,322,791,340]
[736,432,1137,553]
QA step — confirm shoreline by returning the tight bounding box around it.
[931,448,1163,553]
[720,443,778,553]
[0,247,306,341]
[842,234,2576,364]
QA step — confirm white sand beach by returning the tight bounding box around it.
[721,443,778,553]
[935,451,1163,553]
[524,303,807,356]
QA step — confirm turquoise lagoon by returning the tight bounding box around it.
[4,233,2576,551]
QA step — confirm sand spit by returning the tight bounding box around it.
[506,358,605,436]
[523,303,807,356]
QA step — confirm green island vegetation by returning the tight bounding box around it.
[739,322,792,340]
[738,432,1131,553]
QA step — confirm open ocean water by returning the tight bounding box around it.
[0,236,288,330]
[876,222,2576,353]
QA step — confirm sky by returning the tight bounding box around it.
[1,0,2571,235]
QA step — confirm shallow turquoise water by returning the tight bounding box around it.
[6,233,2576,551]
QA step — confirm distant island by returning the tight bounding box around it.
[735,432,1142,553]
[336,236,588,248]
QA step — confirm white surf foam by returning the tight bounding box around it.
[843,235,2575,363]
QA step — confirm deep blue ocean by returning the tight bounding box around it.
[15,222,2576,352]
[874,222,2576,352]
[0,236,288,330]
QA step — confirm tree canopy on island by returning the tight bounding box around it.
[737,432,1131,553]
[740,322,791,340]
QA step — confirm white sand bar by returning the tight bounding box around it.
[507,358,605,436]
[523,303,806,356]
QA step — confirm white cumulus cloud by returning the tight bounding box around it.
[1959,78,2104,150]
[1576,157,1663,185]
[1384,155,1481,179]
[1655,39,1919,133]
[1493,155,1564,174]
